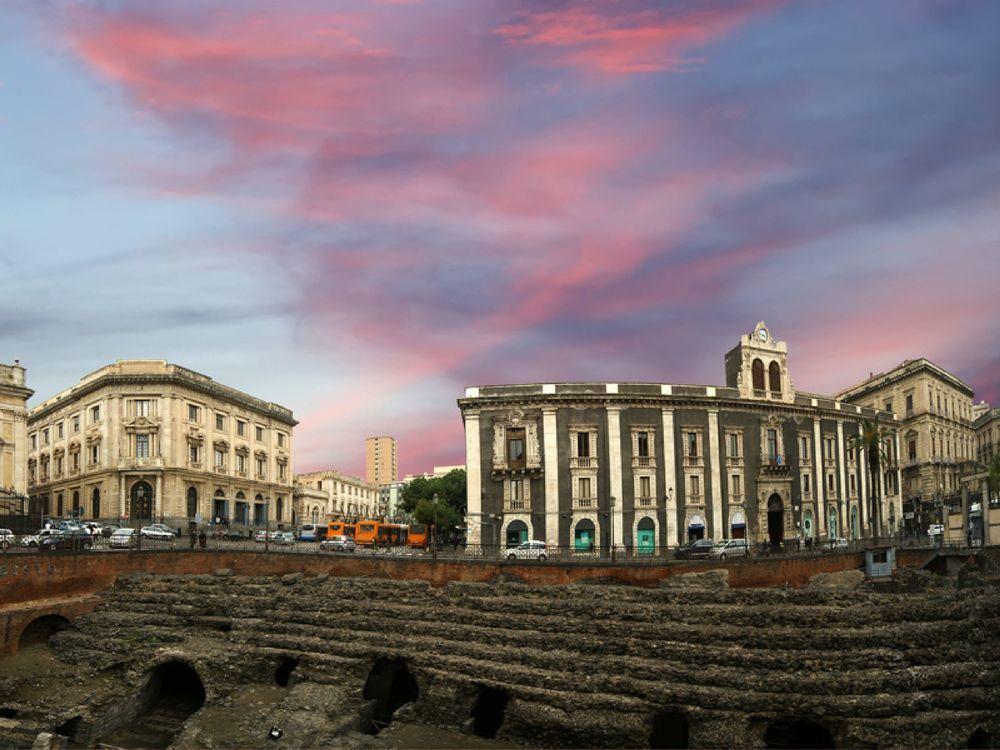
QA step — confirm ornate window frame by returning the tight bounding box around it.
[491,409,542,474]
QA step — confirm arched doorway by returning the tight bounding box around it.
[574,519,596,551]
[276,496,284,522]
[213,490,227,523]
[767,494,784,547]
[72,490,80,516]
[359,657,419,735]
[828,505,839,539]
[730,510,747,540]
[505,520,528,547]
[19,614,71,651]
[254,494,266,526]
[92,488,101,519]
[186,487,198,519]
[687,514,705,541]
[130,481,153,524]
[802,509,814,540]
[635,517,655,555]
[235,492,248,525]
[56,493,64,517]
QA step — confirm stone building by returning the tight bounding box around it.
[26,360,295,528]
[974,402,998,468]
[459,323,902,552]
[835,359,976,535]
[365,435,397,485]
[0,361,33,496]
[294,469,380,525]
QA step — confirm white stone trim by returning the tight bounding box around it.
[705,386,716,397]
[500,514,534,544]
[708,410,723,541]
[837,420,848,539]
[606,383,619,394]
[571,512,601,551]
[632,512,660,555]
[465,413,482,544]
[465,387,480,398]
[542,384,555,395]
[813,418,825,536]
[662,408,677,547]
[607,406,624,546]
[661,384,673,396]
[542,408,559,545]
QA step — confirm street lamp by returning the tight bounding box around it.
[264,495,271,552]
[609,495,616,561]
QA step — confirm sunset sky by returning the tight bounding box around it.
[2,1,998,477]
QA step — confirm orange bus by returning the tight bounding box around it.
[354,521,409,547]
[326,521,355,539]
[407,523,429,548]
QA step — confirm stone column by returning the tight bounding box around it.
[155,473,163,523]
[119,474,126,521]
[894,433,903,534]
[859,445,868,536]
[707,410,723,541]
[837,420,848,537]
[464,412,482,545]
[813,419,825,537]
[607,406,624,548]
[662,408,677,548]
[878,458,886,538]
[543,408,560,546]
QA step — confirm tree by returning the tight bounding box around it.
[400,470,466,518]
[847,418,895,538]
[411,498,462,538]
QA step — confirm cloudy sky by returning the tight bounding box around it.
[1,0,998,477]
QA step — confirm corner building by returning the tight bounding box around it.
[0,361,33,495]
[459,324,902,552]
[27,360,296,528]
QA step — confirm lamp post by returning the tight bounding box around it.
[264,495,270,553]
[609,495,616,562]
[665,487,673,555]
[431,493,439,559]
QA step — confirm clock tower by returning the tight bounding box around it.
[724,322,795,403]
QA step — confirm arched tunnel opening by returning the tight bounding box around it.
[97,660,206,749]
[764,719,835,750]
[968,728,993,749]
[275,656,299,688]
[650,709,690,749]
[471,685,509,739]
[19,615,71,650]
[54,716,83,747]
[358,657,419,735]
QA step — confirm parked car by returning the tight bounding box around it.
[271,531,295,546]
[319,535,356,553]
[0,528,14,549]
[21,528,61,547]
[927,524,944,537]
[821,537,849,552]
[674,539,716,560]
[711,538,750,559]
[507,540,548,561]
[101,524,122,538]
[41,528,94,551]
[140,524,175,542]
[109,527,137,549]
[83,522,104,537]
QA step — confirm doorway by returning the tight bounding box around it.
[130,481,154,524]
[636,517,655,555]
[767,494,784,547]
[574,519,595,551]
[505,521,528,547]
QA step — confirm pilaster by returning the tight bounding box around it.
[543,408,560,545]
[707,410,723,541]
[813,418,825,537]
[607,406,624,547]
[464,412,482,544]
[837,420,847,537]
[662,408,677,547]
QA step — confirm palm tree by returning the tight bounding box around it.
[847,418,896,538]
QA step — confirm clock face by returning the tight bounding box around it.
[757,328,768,341]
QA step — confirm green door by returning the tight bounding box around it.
[637,529,655,555]
[574,529,592,551]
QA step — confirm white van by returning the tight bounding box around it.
[299,524,320,542]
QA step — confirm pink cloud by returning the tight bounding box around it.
[496,1,782,74]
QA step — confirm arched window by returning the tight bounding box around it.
[276,496,284,521]
[186,487,198,518]
[311,507,319,524]
[768,361,781,394]
[92,488,100,519]
[57,493,64,517]
[129,481,153,523]
[72,490,80,515]
[752,359,765,392]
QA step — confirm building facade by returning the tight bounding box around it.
[365,435,398,485]
[835,359,975,535]
[0,361,33,496]
[294,469,380,525]
[403,464,466,482]
[379,480,408,521]
[27,360,296,528]
[974,403,998,468]
[459,323,902,552]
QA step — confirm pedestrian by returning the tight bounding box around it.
[199,530,207,549]
[189,528,197,549]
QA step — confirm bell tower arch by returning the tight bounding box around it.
[724,322,795,403]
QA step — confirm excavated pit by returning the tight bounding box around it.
[1,571,998,749]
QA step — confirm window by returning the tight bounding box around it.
[905,394,913,415]
[507,428,526,469]
[42,428,49,445]
[215,448,226,467]
[728,434,739,458]
[884,400,893,413]
[188,404,200,422]
[57,422,64,439]
[189,444,200,464]
[278,461,286,480]
[256,457,265,476]
[686,432,697,457]
[135,434,150,458]
[766,429,778,461]
[71,452,79,471]
[577,432,590,458]
[90,405,100,423]
[578,477,591,498]
[90,445,99,465]
[277,432,285,448]
[72,415,80,433]
[237,453,247,473]
[637,431,650,457]
[54,457,62,476]
[731,474,741,495]
[256,426,264,442]
[908,440,916,460]
[237,420,246,437]
[768,361,781,393]
[752,358,765,391]
[803,473,810,493]
[216,413,226,431]
[799,435,809,460]
[827,473,835,492]
[639,475,651,498]
[690,475,700,497]
[134,399,151,417]
[30,433,36,450]
[850,474,856,493]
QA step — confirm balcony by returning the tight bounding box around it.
[505,499,528,511]
[117,457,164,471]
[759,455,790,476]
[682,455,702,467]
[632,456,656,469]
[571,456,596,469]
[572,497,595,510]
[213,464,229,475]
[636,495,655,508]
[686,494,704,506]
[729,493,743,504]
